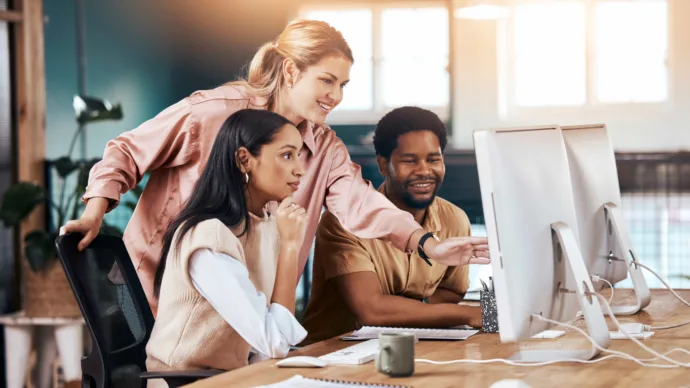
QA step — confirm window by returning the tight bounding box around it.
[380,7,449,108]
[595,1,668,103]
[511,2,586,107]
[0,0,13,313]
[502,0,668,110]
[299,3,450,123]
[618,193,690,289]
[468,194,690,292]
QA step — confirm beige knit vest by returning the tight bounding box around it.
[145,214,278,373]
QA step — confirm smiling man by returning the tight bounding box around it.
[301,106,482,344]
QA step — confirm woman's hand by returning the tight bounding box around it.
[59,197,109,251]
[273,197,307,314]
[425,236,491,266]
[276,196,307,250]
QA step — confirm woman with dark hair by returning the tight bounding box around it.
[145,109,308,373]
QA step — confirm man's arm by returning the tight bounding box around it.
[428,262,470,304]
[334,271,481,328]
[428,287,465,304]
[427,207,473,305]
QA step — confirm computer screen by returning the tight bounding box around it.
[561,124,628,283]
[562,124,650,314]
[473,125,610,361]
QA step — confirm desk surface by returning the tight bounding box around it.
[0,311,84,326]
[187,290,690,388]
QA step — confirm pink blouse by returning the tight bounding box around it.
[84,85,420,314]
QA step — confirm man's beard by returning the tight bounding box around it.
[392,178,442,209]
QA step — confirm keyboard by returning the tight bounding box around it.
[318,339,380,365]
[342,326,478,341]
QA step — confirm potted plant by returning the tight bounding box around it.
[0,95,136,317]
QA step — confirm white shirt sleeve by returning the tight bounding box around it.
[188,248,307,359]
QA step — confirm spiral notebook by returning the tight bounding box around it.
[341,326,478,341]
[257,375,412,387]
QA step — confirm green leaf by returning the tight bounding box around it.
[24,230,57,272]
[0,182,46,227]
[76,158,101,194]
[130,185,143,198]
[51,156,79,178]
[123,201,137,213]
[66,191,81,222]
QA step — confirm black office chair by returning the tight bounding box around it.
[55,233,221,388]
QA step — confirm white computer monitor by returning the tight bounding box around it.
[561,124,650,315]
[473,125,610,361]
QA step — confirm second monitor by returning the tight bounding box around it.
[561,123,650,315]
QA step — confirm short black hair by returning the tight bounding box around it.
[373,106,448,159]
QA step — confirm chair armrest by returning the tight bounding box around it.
[140,370,224,388]
[139,370,223,380]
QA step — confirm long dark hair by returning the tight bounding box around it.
[153,108,293,298]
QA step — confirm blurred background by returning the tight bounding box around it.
[2,0,690,386]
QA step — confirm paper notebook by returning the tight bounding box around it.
[257,375,412,388]
[341,326,479,341]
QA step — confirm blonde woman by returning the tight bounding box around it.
[61,20,490,314]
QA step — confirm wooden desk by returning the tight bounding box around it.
[187,290,690,388]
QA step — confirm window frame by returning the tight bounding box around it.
[2,0,48,312]
[497,0,672,121]
[297,1,450,125]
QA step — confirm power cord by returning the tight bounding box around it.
[592,292,690,367]
[415,291,690,368]
[634,261,690,309]
[573,275,614,321]
[415,350,684,368]
[588,259,690,331]
[590,275,614,304]
[624,261,690,331]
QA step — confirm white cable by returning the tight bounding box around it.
[416,291,690,368]
[416,354,648,367]
[533,313,679,368]
[533,314,690,367]
[594,292,690,367]
[650,320,690,330]
[633,261,690,330]
[572,276,612,322]
[590,275,614,304]
[635,261,690,309]
[415,351,686,368]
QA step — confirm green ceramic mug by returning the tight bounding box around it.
[375,332,415,377]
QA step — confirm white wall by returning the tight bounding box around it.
[452,0,690,152]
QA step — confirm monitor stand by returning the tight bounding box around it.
[601,203,651,315]
[509,222,611,362]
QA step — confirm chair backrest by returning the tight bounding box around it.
[56,233,155,388]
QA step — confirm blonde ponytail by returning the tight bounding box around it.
[228,20,354,109]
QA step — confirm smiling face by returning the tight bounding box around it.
[284,54,352,125]
[378,130,445,209]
